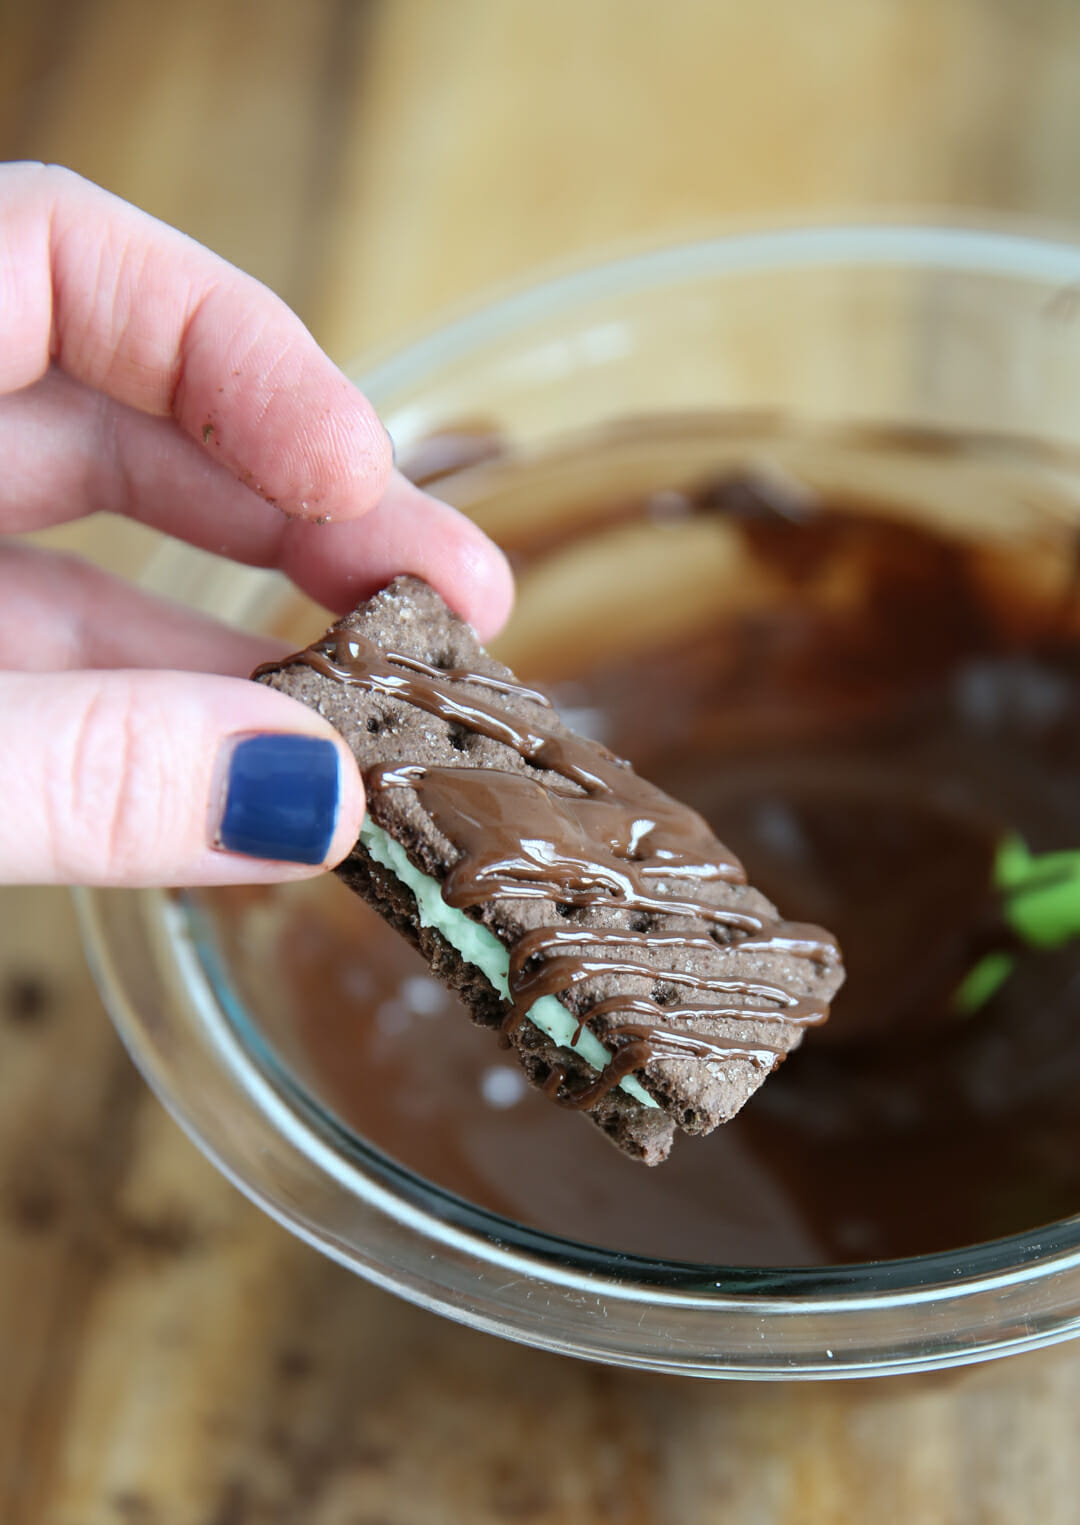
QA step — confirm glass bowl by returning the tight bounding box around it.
[78,227,1080,1379]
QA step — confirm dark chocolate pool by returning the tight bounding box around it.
[204,428,1080,1267]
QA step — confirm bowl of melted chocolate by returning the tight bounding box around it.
[83,229,1080,1376]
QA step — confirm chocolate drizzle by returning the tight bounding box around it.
[264,630,838,1109]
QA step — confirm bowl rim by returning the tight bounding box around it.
[79,223,1080,1378]
[358,220,1080,401]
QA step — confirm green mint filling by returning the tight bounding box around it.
[359,817,658,1109]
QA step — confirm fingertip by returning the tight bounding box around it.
[451,525,516,643]
[373,472,517,639]
[324,739,366,868]
[169,277,394,524]
[399,481,515,641]
[345,395,395,516]
[276,471,517,640]
[290,382,394,522]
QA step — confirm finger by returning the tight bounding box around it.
[276,476,516,641]
[0,541,283,674]
[0,162,391,520]
[0,368,515,641]
[0,669,366,887]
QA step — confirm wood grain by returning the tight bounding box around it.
[318,0,1080,358]
[4,1,1080,1519]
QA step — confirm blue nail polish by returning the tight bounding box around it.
[217,735,341,865]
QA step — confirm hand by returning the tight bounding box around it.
[0,164,513,887]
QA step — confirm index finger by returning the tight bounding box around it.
[0,162,392,520]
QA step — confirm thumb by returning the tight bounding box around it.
[0,669,365,886]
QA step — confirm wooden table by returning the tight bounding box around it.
[4,2,1080,1519]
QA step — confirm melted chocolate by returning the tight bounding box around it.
[263,631,838,1106]
[212,443,1080,1265]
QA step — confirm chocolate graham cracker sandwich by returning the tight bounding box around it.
[255,578,845,1163]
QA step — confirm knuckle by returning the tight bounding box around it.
[49,678,165,882]
[41,162,80,197]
